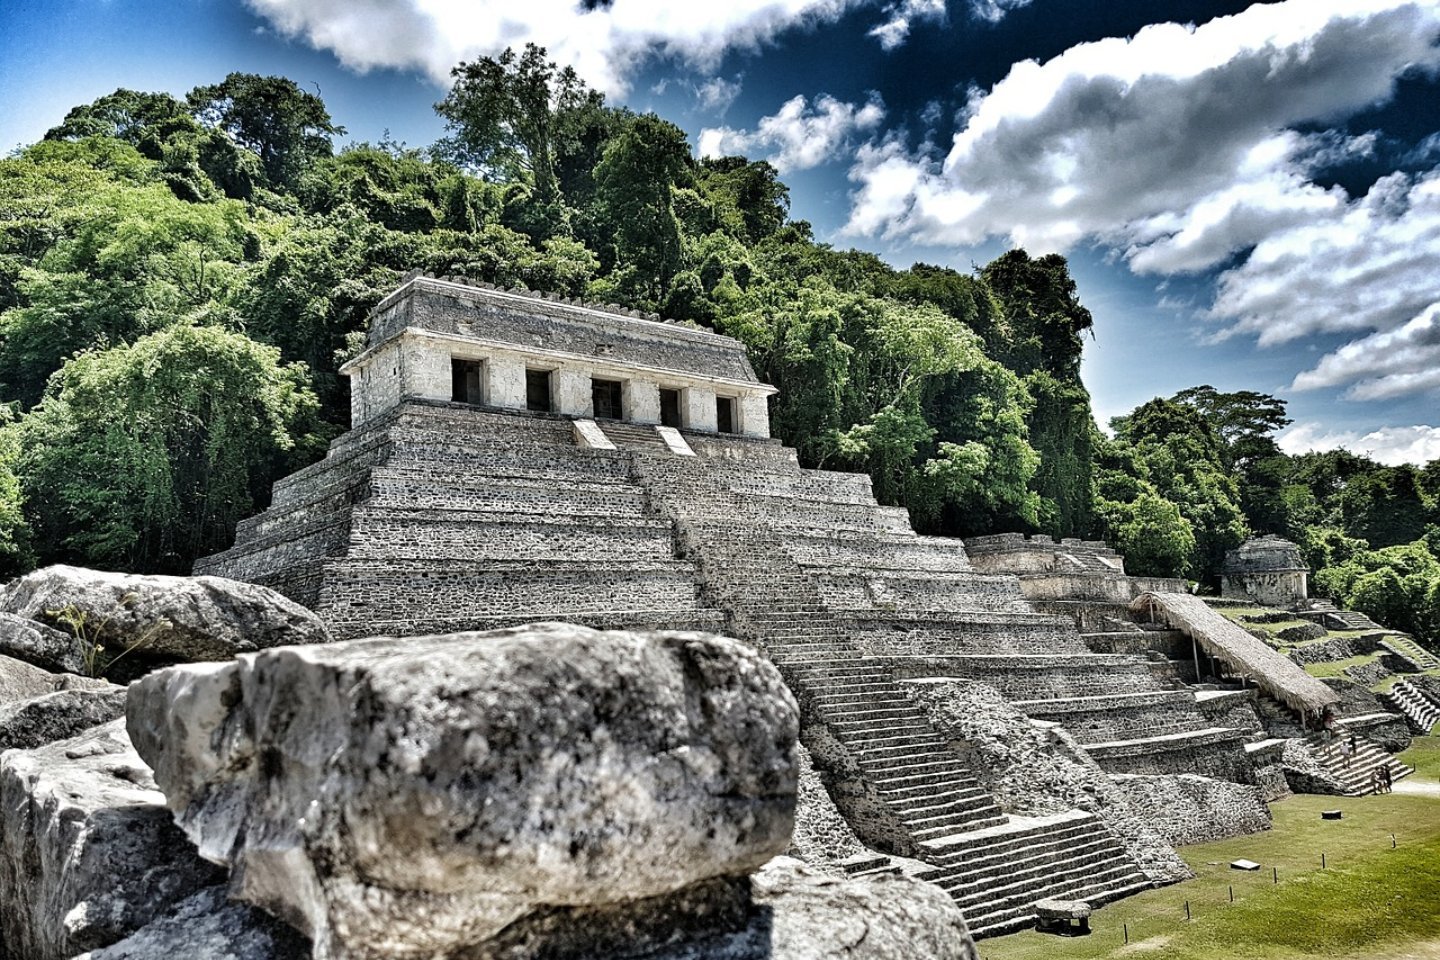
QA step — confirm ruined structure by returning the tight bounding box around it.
[197,276,1298,936]
[1221,535,1310,608]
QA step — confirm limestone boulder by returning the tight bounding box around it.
[0,611,87,674]
[0,685,127,752]
[71,886,311,960]
[0,720,224,960]
[1,565,330,667]
[0,652,108,707]
[127,623,799,960]
[457,857,978,960]
[744,857,977,960]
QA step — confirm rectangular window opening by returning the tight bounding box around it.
[451,358,483,405]
[716,396,736,434]
[592,378,624,420]
[659,389,682,428]
[526,369,553,413]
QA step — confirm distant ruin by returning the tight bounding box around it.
[196,276,1422,937]
[1222,535,1310,608]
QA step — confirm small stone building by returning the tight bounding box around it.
[342,274,776,436]
[1221,535,1309,608]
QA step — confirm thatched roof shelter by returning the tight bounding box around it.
[1131,592,1340,714]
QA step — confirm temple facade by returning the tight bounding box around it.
[341,274,776,437]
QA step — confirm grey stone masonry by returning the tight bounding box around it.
[196,398,1174,937]
[341,275,776,436]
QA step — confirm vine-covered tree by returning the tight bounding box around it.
[436,44,605,206]
[17,326,323,572]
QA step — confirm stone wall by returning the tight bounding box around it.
[1108,774,1271,846]
[787,747,874,871]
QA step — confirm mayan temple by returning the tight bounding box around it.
[195,274,1398,937]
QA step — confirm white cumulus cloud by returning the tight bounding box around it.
[694,75,743,114]
[1279,422,1440,466]
[846,0,1440,262]
[844,0,1440,406]
[244,0,957,91]
[244,0,866,93]
[700,93,886,172]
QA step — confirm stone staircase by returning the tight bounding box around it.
[1305,733,1413,795]
[595,420,673,454]
[202,401,1170,936]
[1321,610,1382,631]
[913,811,1151,938]
[199,403,724,640]
[629,455,1155,933]
[1380,679,1440,734]
[1380,635,1440,671]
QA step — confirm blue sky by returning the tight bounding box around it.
[4,0,1440,462]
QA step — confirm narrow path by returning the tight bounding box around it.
[1392,779,1440,798]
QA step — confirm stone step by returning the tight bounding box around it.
[965,875,1153,939]
[877,772,986,800]
[920,813,1103,865]
[884,786,991,814]
[948,847,1134,906]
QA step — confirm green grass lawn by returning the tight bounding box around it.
[981,749,1440,960]
[1303,652,1382,678]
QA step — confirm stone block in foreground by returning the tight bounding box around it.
[127,623,801,960]
[0,720,224,960]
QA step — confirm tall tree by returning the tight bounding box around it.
[592,114,693,305]
[187,73,343,191]
[18,325,323,573]
[435,44,605,205]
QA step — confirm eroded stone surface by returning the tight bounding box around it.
[72,886,311,960]
[0,653,107,707]
[0,720,223,960]
[1109,774,1271,846]
[127,623,799,960]
[1,565,330,665]
[0,685,127,752]
[787,746,873,871]
[745,857,976,960]
[456,858,976,960]
[0,611,86,674]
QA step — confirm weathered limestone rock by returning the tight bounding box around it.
[1,565,330,665]
[0,611,87,674]
[0,720,224,960]
[455,858,976,960]
[0,684,127,752]
[72,886,311,960]
[127,624,800,960]
[902,678,1191,884]
[743,857,976,960]
[0,652,107,706]
[1281,738,1347,795]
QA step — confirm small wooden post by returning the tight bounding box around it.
[1272,867,1278,884]
[1229,885,1233,902]
[1185,901,1191,921]
[1124,923,1129,945]
[1322,852,1326,869]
